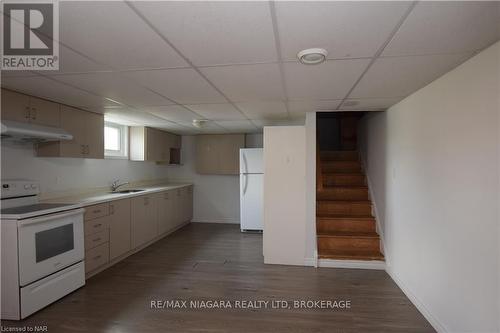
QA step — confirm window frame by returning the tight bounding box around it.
[104,121,128,159]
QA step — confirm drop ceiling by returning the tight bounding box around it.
[1,1,499,135]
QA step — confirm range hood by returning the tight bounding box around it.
[0,120,73,142]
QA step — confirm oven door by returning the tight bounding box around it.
[17,208,85,286]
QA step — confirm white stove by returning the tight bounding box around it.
[1,180,86,320]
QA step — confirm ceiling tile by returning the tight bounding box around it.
[124,68,226,104]
[216,120,258,133]
[235,101,288,120]
[383,1,500,57]
[49,72,173,107]
[60,1,188,70]
[200,63,285,102]
[339,97,404,111]
[287,99,342,114]
[350,53,472,99]
[275,1,413,60]
[284,59,370,100]
[177,121,224,134]
[1,75,118,108]
[132,1,277,66]
[184,104,246,121]
[154,122,200,135]
[104,108,173,127]
[252,117,305,127]
[143,105,200,123]
[54,45,111,74]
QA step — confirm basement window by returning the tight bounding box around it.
[104,122,128,159]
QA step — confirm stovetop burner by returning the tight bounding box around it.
[1,203,75,215]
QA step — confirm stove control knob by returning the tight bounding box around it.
[30,184,37,189]
[24,185,30,190]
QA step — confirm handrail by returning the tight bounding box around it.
[316,143,323,192]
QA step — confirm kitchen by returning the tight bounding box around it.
[1,1,499,332]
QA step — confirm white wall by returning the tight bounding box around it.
[263,126,306,266]
[0,142,169,197]
[359,42,499,333]
[304,112,317,265]
[167,134,263,224]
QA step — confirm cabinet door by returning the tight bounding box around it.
[196,136,219,174]
[85,111,104,159]
[1,89,30,122]
[217,135,244,174]
[109,199,131,260]
[172,188,183,227]
[172,134,181,149]
[157,191,174,234]
[196,134,244,174]
[159,131,170,162]
[186,186,193,221]
[131,195,158,248]
[145,128,159,161]
[59,106,88,157]
[29,97,60,127]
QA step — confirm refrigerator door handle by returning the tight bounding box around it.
[242,174,249,196]
[242,152,249,175]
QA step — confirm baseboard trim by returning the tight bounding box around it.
[386,267,448,333]
[303,257,316,267]
[358,151,387,259]
[192,218,240,224]
[318,259,385,270]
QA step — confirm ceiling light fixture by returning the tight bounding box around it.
[192,119,209,128]
[297,48,328,65]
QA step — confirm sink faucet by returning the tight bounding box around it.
[111,179,129,192]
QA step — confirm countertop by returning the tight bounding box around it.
[41,183,193,207]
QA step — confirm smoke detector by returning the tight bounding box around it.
[297,48,328,65]
[192,119,209,128]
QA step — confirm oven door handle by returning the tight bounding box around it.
[18,208,85,227]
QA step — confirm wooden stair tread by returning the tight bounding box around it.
[317,200,371,204]
[317,231,379,238]
[317,215,375,220]
[317,213,373,218]
[316,184,368,188]
[322,172,364,176]
[321,185,367,189]
[318,249,385,261]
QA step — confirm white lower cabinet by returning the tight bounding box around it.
[157,190,175,235]
[83,185,192,277]
[131,194,158,249]
[109,199,131,260]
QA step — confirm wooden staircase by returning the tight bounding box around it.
[316,150,384,261]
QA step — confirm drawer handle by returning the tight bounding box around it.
[93,237,101,242]
[94,223,102,228]
[93,255,102,260]
[93,209,101,214]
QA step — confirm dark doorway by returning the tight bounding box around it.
[317,112,364,151]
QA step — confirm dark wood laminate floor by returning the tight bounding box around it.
[2,223,434,333]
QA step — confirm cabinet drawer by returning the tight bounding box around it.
[84,203,109,221]
[84,215,110,236]
[85,243,109,273]
[84,229,109,251]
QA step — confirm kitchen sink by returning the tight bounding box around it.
[110,189,145,194]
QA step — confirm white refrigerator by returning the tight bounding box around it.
[240,148,263,232]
